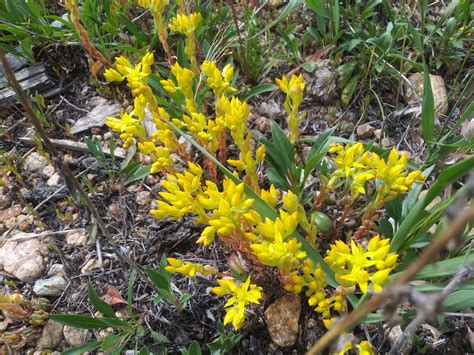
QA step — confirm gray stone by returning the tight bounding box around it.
[33,276,67,296]
[63,325,89,347]
[36,320,64,350]
[24,152,49,171]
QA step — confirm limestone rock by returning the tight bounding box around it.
[0,238,47,282]
[264,294,301,347]
[63,325,89,347]
[0,204,21,223]
[356,123,375,139]
[303,59,337,104]
[24,152,49,171]
[404,73,448,116]
[70,97,121,134]
[33,276,67,296]
[65,230,87,247]
[36,320,64,350]
[136,191,151,207]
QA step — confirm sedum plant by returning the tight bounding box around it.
[54,2,473,354]
[101,5,423,345]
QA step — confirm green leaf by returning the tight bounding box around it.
[87,283,116,318]
[139,346,151,355]
[443,289,474,311]
[49,315,126,329]
[271,122,294,176]
[184,341,202,355]
[62,341,101,355]
[151,330,169,344]
[421,66,435,145]
[390,156,474,252]
[392,254,474,280]
[102,333,125,352]
[242,83,277,101]
[144,268,175,302]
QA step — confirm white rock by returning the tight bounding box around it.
[136,191,151,206]
[42,165,55,178]
[81,258,100,274]
[47,264,65,277]
[463,119,474,140]
[404,73,448,116]
[24,152,49,171]
[66,230,87,247]
[33,276,67,296]
[0,238,47,282]
[63,325,89,347]
[47,173,61,186]
[356,123,375,139]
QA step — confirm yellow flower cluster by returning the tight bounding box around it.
[151,162,260,246]
[325,235,398,293]
[169,13,202,72]
[328,143,424,202]
[339,339,374,355]
[165,258,217,277]
[104,53,180,173]
[201,61,237,97]
[276,74,306,143]
[161,62,195,99]
[211,277,262,330]
[218,95,265,190]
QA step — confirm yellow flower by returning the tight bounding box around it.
[251,216,305,268]
[165,258,217,277]
[356,340,374,355]
[201,61,237,96]
[276,74,305,143]
[161,63,195,99]
[325,236,398,293]
[169,12,202,36]
[137,0,169,13]
[260,185,280,208]
[151,162,206,220]
[211,277,262,330]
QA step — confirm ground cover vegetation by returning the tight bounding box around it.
[0,0,473,353]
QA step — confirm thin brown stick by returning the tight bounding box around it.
[229,3,249,79]
[0,49,153,288]
[307,205,474,354]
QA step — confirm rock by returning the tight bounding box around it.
[381,137,391,148]
[42,165,55,178]
[18,215,34,232]
[0,192,10,209]
[136,191,151,206]
[374,129,382,139]
[462,119,474,141]
[70,97,121,134]
[33,276,67,296]
[255,116,271,133]
[36,320,64,350]
[81,258,100,274]
[258,99,284,119]
[4,216,16,229]
[46,173,62,186]
[0,238,47,282]
[47,264,65,277]
[404,73,448,116]
[24,152,49,171]
[356,123,375,139]
[264,294,301,347]
[303,60,337,104]
[65,230,87,247]
[63,325,89,347]
[0,204,22,223]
